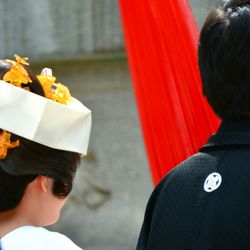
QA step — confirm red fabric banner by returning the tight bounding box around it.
[119,0,220,185]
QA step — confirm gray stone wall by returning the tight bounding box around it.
[190,0,221,27]
[0,0,123,60]
[32,58,152,250]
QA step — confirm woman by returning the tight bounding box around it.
[0,55,91,249]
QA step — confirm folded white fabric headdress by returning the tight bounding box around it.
[0,55,91,157]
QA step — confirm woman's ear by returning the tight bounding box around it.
[38,176,50,193]
[29,175,50,193]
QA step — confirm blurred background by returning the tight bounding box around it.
[0,0,220,249]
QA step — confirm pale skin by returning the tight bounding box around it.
[0,176,67,238]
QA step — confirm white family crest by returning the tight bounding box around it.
[204,172,222,193]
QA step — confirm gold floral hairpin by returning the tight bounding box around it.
[37,68,72,105]
[0,130,19,159]
[3,54,32,88]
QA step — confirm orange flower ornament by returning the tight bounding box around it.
[3,55,32,87]
[0,131,19,159]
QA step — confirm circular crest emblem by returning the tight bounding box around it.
[204,172,222,193]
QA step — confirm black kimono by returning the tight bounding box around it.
[137,118,250,250]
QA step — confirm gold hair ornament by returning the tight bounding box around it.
[0,130,19,159]
[3,55,32,88]
[37,68,72,105]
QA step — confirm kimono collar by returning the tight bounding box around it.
[200,117,250,151]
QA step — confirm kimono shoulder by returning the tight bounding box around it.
[1,226,82,250]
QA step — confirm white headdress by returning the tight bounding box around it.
[0,55,91,158]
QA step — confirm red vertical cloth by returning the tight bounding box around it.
[119,0,220,185]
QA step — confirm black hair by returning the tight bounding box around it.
[198,0,250,119]
[0,60,80,211]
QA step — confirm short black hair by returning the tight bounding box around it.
[0,61,80,211]
[198,0,250,119]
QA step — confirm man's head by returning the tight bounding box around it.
[198,0,250,119]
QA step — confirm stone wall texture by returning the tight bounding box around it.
[0,0,123,60]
